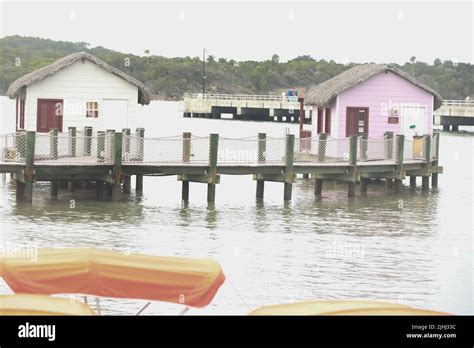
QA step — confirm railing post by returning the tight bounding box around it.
[122,128,131,161]
[394,134,405,194]
[422,134,431,191]
[349,135,357,166]
[135,128,145,193]
[207,134,219,202]
[97,131,105,162]
[181,132,192,201]
[431,132,440,188]
[106,129,115,161]
[423,134,431,163]
[136,128,145,162]
[112,132,123,202]
[84,126,92,156]
[348,135,358,197]
[360,133,368,161]
[182,132,191,163]
[256,133,267,199]
[257,133,266,163]
[395,134,404,166]
[318,133,327,162]
[21,131,36,202]
[284,134,294,201]
[50,128,58,160]
[68,127,76,157]
[384,131,393,160]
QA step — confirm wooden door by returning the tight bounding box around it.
[37,99,63,133]
[346,107,369,137]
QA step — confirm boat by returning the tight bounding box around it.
[249,300,451,315]
[0,248,225,315]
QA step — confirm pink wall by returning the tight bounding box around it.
[336,71,433,139]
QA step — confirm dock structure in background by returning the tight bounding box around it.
[434,99,474,131]
[182,93,313,125]
[0,128,442,203]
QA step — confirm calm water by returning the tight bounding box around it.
[0,100,472,315]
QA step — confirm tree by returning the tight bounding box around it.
[271,54,280,64]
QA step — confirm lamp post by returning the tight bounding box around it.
[202,48,206,96]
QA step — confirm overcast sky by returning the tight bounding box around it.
[1,0,473,64]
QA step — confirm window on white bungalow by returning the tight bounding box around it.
[86,102,99,117]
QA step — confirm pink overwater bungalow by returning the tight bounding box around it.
[305,64,443,139]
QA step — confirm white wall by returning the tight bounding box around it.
[24,60,140,132]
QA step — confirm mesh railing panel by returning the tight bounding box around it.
[325,138,350,162]
[34,132,114,163]
[404,136,427,161]
[2,133,436,166]
[358,137,396,162]
[123,136,210,164]
[217,137,285,164]
[0,133,27,163]
[293,137,351,163]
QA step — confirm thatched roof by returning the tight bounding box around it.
[305,64,442,110]
[7,52,152,105]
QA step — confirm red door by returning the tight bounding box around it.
[346,107,369,137]
[37,99,63,133]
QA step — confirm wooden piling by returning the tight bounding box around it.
[23,131,35,202]
[96,181,105,201]
[256,180,264,199]
[207,134,219,202]
[410,176,416,187]
[284,134,294,201]
[348,183,356,197]
[136,175,143,193]
[314,179,323,196]
[422,134,431,192]
[431,131,440,188]
[123,175,131,194]
[348,135,357,197]
[360,177,368,193]
[68,181,76,193]
[422,176,429,191]
[135,128,145,193]
[50,181,58,198]
[431,174,438,188]
[385,179,393,190]
[112,132,123,202]
[394,134,405,194]
[182,181,189,201]
[394,179,402,193]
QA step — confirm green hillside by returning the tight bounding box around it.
[0,35,472,100]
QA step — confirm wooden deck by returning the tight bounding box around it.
[0,130,442,202]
